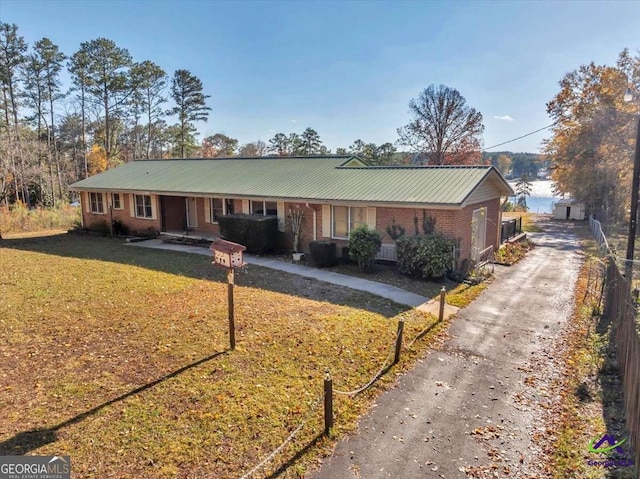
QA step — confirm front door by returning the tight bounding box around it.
[186,197,198,229]
[471,207,487,262]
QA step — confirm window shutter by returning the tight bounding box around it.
[129,194,135,217]
[366,207,376,230]
[151,195,157,220]
[204,198,211,223]
[84,192,90,213]
[242,200,250,214]
[101,193,107,213]
[277,202,285,232]
[322,205,331,237]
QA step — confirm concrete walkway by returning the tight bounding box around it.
[126,239,458,315]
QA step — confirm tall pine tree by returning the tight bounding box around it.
[169,69,210,158]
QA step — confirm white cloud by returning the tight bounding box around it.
[290,119,297,123]
[494,115,514,121]
[268,128,275,133]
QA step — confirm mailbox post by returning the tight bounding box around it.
[210,239,247,350]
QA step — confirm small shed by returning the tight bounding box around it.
[553,199,585,220]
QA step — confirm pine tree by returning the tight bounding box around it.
[168,69,211,158]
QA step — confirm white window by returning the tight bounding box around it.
[90,192,104,214]
[111,193,122,210]
[135,195,153,219]
[332,206,367,238]
[210,198,224,222]
[250,200,277,216]
[209,198,237,222]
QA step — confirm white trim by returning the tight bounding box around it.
[331,205,368,240]
[133,194,154,220]
[185,197,197,227]
[151,195,158,221]
[366,207,376,229]
[277,202,285,232]
[89,192,106,215]
[111,192,123,210]
[321,205,331,238]
[70,189,466,210]
[204,198,211,223]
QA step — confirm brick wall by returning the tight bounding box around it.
[81,192,161,234]
[80,191,501,263]
[282,202,318,252]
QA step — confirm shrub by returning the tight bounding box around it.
[421,211,436,235]
[0,203,80,234]
[217,214,278,254]
[495,239,533,265]
[88,219,111,237]
[349,225,382,273]
[396,234,454,280]
[340,246,355,264]
[309,241,337,267]
[385,219,406,240]
[111,219,130,236]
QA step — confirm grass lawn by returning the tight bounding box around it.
[0,232,447,478]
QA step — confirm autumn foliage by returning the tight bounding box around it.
[545,49,639,223]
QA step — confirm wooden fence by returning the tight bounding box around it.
[603,258,640,468]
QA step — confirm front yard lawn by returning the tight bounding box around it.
[0,233,443,478]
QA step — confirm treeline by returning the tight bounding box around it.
[482,151,547,179]
[0,22,215,207]
[0,20,421,207]
[1,19,550,210]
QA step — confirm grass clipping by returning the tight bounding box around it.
[0,234,448,478]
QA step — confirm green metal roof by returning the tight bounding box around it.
[69,156,514,206]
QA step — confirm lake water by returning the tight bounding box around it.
[507,179,560,214]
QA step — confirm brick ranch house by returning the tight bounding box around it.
[69,155,514,265]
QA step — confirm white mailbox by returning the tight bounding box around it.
[210,239,246,269]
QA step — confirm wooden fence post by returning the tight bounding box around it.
[228,268,235,350]
[324,370,333,435]
[439,286,446,322]
[394,319,405,365]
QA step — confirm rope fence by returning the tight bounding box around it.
[236,393,324,479]
[333,329,400,397]
[235,291,449,478]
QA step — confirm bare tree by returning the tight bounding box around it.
[397,84,484,165]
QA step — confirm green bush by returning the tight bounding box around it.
[217,214,278,254]
[396,234,454,280]
[385,219,406,240]
[349,225,382,273]
[88,219,111,237]
[111,219,130,236]
[309,241,337,267]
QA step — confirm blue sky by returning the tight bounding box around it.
[1,0,639,153]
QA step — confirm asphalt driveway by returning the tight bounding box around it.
[311,220,582,478]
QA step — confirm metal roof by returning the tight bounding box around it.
[69,156,514,206]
